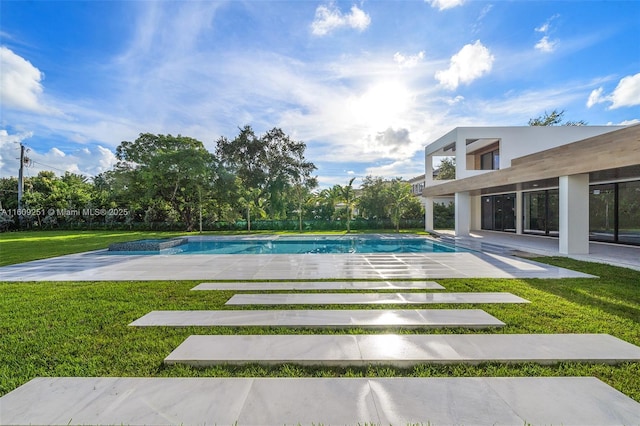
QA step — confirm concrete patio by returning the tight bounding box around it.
[0,248,594,281]
[2,377,639,425]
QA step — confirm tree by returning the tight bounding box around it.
[115,133,218,231]
[215,126,317,220]
[312,186,341,220]
[238,185,266,232]
[358,176,390,219]
[337,177,357,233]
[383,178,414,232]
[290,179,317,231]
[528,109,587,126]
[435,157,456,180]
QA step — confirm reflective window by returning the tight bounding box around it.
[590,184,616,242]
[523,190,559,236]
[618,181,640,245]
[481,193,515,232]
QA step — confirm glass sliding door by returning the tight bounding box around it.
[547,190,559,236]
[523,191,546,235]
[618,181,640,245]
[523,190,559,236]
[481,196,494,230]
[590,184,616,242]
[481,193,516,232]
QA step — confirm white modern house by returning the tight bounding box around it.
[423,125,640,254]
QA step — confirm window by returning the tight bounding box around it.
[480,149,500,170]
[523,190,559,236]
[590,180,640,245]
[481,193,516,232]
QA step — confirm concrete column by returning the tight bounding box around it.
[559,174,590,254]
[470,195,482,230]
[425,154,434,185]
[424,197,434,231]
[515,191,523,234]
[455,192,471,236]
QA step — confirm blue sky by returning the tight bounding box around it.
[1,0,639,187]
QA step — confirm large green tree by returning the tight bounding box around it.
[358,176,390,219]
[215,126,317,219]
[115,133,218,231]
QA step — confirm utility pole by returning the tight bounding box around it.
[18,143,25,211]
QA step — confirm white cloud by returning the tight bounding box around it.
[446,95,465,105]
[586,87,604,108]
[425,0,465,11]
[534,15,559,53]
[365,158,423,180]
[393,51,425,68]
[0,130,33,176]
[619,119,640,125]
[311,3,371,36]
[535,36,557,53]
[609,73,640,109]
[435,40,494,90]
[586,73,640,109]
[535,14,559,33]
[0,46,59,114]
[0,129,117,178]
[2,144,117,178]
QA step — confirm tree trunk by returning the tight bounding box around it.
[247,204,251,232]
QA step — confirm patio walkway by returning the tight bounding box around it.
[2,377,639,425]
[224,291,529,305]
[129,308,506,328]
[0,249,592,281]
[164,333,640,367]
[438,230,640,271]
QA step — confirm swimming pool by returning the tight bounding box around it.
[106,235,467,255]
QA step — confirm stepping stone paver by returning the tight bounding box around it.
[193,280,445,290]
[1,377,639,425]
[224,291,529,305]
[164,333,640,366]
[129,309,505,328]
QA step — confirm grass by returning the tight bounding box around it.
[0,231,639,404]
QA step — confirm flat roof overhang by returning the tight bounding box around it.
[423,125,640,197]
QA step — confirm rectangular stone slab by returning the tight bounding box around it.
[129,309,505,328]
[225,291,529,305]
[2,377,639,425]
[165,334,640,367]
[193,280,445,290]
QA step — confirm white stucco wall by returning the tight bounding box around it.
[425,126,625,183]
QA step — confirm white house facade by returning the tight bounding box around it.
[423,125,640,254]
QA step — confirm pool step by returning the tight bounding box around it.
[129,308,505,328]
[164,333,640,366]
[2,377,639,425]
[224,291,529,305]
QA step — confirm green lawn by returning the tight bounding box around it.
[0,231,638,403]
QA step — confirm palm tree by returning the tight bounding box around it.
[238,186,266,232]
[338,177,357,233]
[384,178,412,232]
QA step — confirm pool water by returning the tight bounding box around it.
[108,236,466,255]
